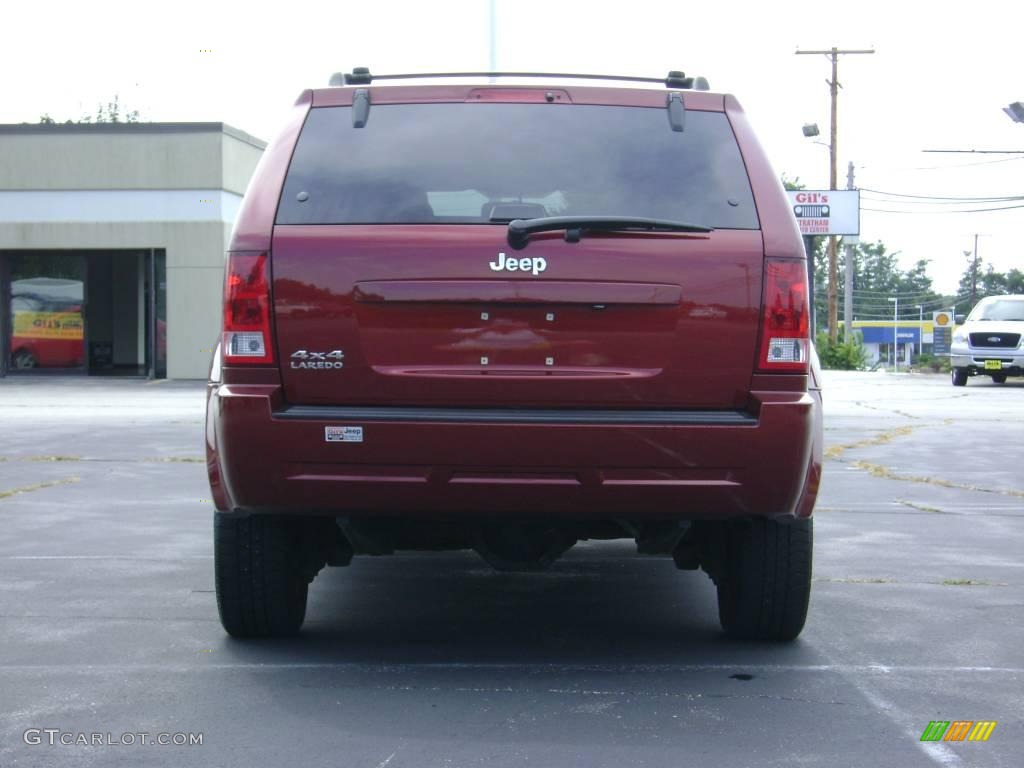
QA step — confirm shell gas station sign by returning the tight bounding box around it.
[932,310,954,355]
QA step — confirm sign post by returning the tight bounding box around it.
[786,191,861,340]
[803,235,817,337]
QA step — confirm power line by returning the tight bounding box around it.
[860,156,1024,171]
[850,287,973,297]
[861,198,1024,207]
[847,299,972,313]
[851,290,956,300]
[862,204,1024,214]
[835,296,967,306]
[851,287,948,295]
[818,292,974,307]
[860,187,1024,202]
[861,196,1024,207]
[850,284,968,295]
[852,299,972,313]
[886,156,1024,171]
[922,149,1024,154]
[817,297,973,311]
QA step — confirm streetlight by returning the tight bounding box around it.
[887,296,899,372]
[488,0,497,70]
[915,304,923,358]
[801,124,831,164]
[1004,102,1024,123]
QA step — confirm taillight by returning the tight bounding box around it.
[757,259,809,373]
[222,252,274,365]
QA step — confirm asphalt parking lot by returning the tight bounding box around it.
[1,371,1021,767]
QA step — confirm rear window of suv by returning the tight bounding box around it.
[276,103,758,229]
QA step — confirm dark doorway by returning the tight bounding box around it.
[1,249,166,377]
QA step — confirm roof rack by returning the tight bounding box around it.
[328,68,710,91]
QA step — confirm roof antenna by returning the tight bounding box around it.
[665,71,692,88]
[345,67,372,85]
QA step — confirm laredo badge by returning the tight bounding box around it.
[325,426,363,443]
[291,349,344,370]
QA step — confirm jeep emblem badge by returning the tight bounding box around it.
[490,252,547,276]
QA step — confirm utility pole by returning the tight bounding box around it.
[887,296,899,371]
[796,46,874,342]
[915,304,923,358]
[843,161,856,341]
[969,233,980,307]
[488,0,497,70]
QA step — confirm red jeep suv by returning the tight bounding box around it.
[206,69,823,641]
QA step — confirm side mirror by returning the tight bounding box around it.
[954,314,966,325]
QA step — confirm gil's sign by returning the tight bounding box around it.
[785,190,860,236]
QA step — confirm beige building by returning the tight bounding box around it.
[0,122,265,379]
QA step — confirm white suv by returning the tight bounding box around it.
[950,295,1024,386]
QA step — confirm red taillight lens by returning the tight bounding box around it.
[757,259,809,373]
[222,252,274,365]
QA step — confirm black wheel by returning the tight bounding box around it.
[952,368,968,387]
[991,373,1007,384]
[715,518,812,641]
[214,513,310,638]
[12,349,36,369]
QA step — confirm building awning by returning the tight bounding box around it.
[858,326,920,344]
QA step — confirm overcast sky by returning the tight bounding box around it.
[3,0,1020,296]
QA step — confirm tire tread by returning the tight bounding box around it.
[214,514,308,638]
[717,518,812,641]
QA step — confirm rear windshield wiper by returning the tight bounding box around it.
[507,215,713,249]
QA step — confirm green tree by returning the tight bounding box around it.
[847,242,900,324]
[956,259,1024,315]
[956,250,982,314]
[37,95,140,125]
[896,258,936,296]
[1007,269,1024,294]
[815,330,868,370]
[845,242,944,325]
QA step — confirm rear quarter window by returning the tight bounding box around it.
[277,102,758,229]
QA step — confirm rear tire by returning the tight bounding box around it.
[715,518,812,641]
[991,373,1007,384]
[12,349,36,369]
[952,368,968,386]
[214,513,310,638]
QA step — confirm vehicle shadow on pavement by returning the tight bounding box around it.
[214,542,821,667]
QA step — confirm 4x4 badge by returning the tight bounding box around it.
[490,252,547,276]
[290,350,344,370]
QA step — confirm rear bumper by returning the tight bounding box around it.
[207,385,822,522]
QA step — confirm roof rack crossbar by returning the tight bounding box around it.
[334,69,705,89]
